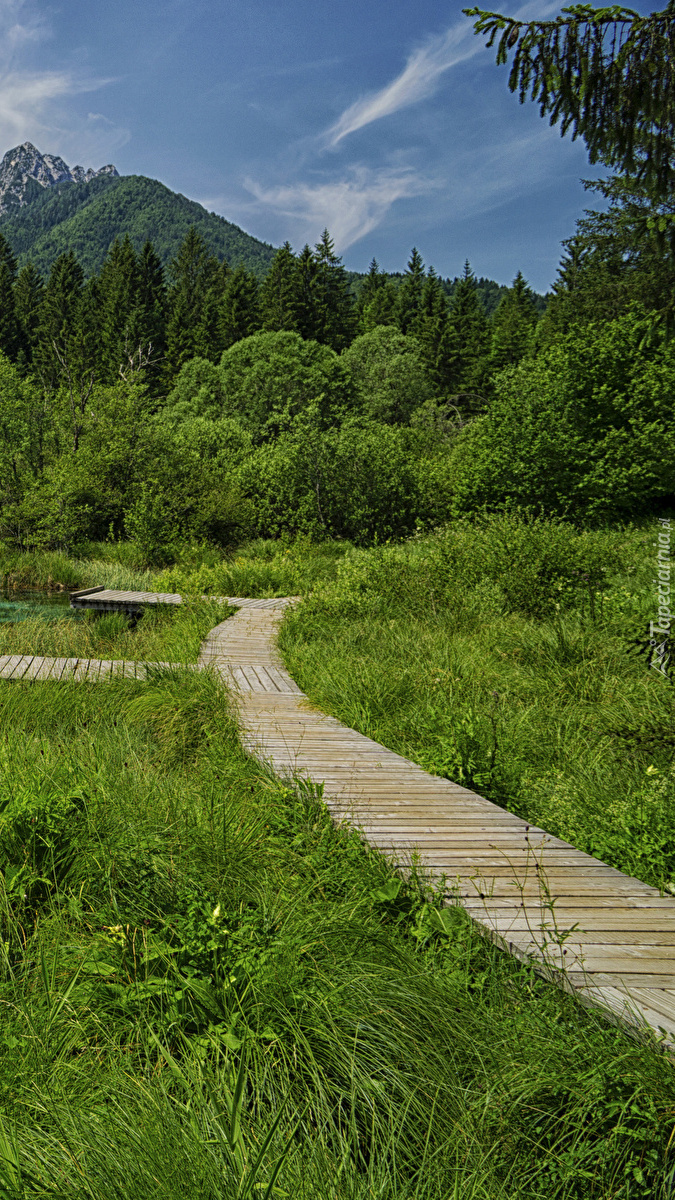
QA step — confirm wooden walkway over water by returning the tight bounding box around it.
[5,591,675,1043]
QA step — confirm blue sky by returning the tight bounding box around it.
[0,0,656,292]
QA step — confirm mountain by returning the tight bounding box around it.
[0,144,277,277]
[0,142,118,217]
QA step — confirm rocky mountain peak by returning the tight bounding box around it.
[0,143,119,216]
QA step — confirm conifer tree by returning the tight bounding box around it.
[293,244,321,342]
[360,280,398,332]
[35,251,86,389]
[14,262,44,371]
[0,234,20,361]
[489,270,539,370]
[412,268,454,395]
[259,242,299,333]
[219,264,260,349]
[97,236,140,382]
[200,258,231,361]
[357,258,385,319]
[164,228,222,378]
[396,248,425,334]
[465,3,675,201]
[312,229,355,351]
[446,260,490,397]
[129,240,167,383]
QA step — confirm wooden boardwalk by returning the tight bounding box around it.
[7,590,675,1042]
[69,588,293,614]
[200,598,675,1045]
[0,654,182,681]
[70,586,183,613]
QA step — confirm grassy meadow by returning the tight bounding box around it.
[0,661,673,1198]
[0,517,673,1196]
[279,514,675,892]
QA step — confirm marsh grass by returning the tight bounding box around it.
[157,536,352,599]
[0,597,227,663]
[0,536,351,600]
[0,666,673,1197]
[279,515,675,890]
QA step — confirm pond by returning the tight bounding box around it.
[0,591,85,624]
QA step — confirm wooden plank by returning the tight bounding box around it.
[0,655,26,679]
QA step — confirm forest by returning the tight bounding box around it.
[0,165,672,562]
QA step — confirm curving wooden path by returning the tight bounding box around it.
[6,592,675,1043]
[200,598,675,1046]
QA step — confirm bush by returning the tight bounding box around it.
[238,413,423,544]
[218,330,355,440]
[303,511,630,621]
[341,325,434,423]
[451,312,675,520]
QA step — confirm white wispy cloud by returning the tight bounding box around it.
[244,166,433,252]
[325,1,560,147]
[0,0,128,161]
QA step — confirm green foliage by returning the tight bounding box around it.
[159,536,350,599]
[341,325,434,423]
[489,270,539,370]
[465,3,675,201]
[218,330,354,440]
[301,510,626,623]
[452,311,675,520]
[238,414,423,543]
[445,260,491,400]
[540,175,675,336]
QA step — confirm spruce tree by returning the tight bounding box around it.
[14,261,44,371]
[446,260,490,397]
[412,268,454,396]
[466,3,675,201]
[98,236,139,381]
[396,248,425,334]
[357,258,385,321]
[293,244,321,342]
[312,229,355,351]
[489,270,538,371]
[164,228,222,378]
[259,242,299,333]
[0,234,20,361]
[35,251,85,389]
[129,240,167,384]
[219,264,260,349]
[200,258,231,361]
[361,280,398,332]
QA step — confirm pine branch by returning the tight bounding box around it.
[464,4,675,200]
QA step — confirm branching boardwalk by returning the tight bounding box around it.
[0,655,183,681]
[6,590,675,1043]
[200,598,675,1046]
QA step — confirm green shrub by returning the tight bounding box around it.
[452,312,675,520]
[238,413,423,544]
[218,330,354,441]
[341,325,434,423]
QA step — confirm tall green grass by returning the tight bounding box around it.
[0,663,670,1195]
[0,597,227,663]
[158,536,352,599]
[279,513,675,890]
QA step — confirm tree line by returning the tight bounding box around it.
[0,155,672,561]
[0,225,540,401]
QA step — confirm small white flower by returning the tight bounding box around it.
[212,904,221,921]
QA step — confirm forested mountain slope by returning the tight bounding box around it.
[0,173,277,277]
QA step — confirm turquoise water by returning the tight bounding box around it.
[0,591,84,624]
